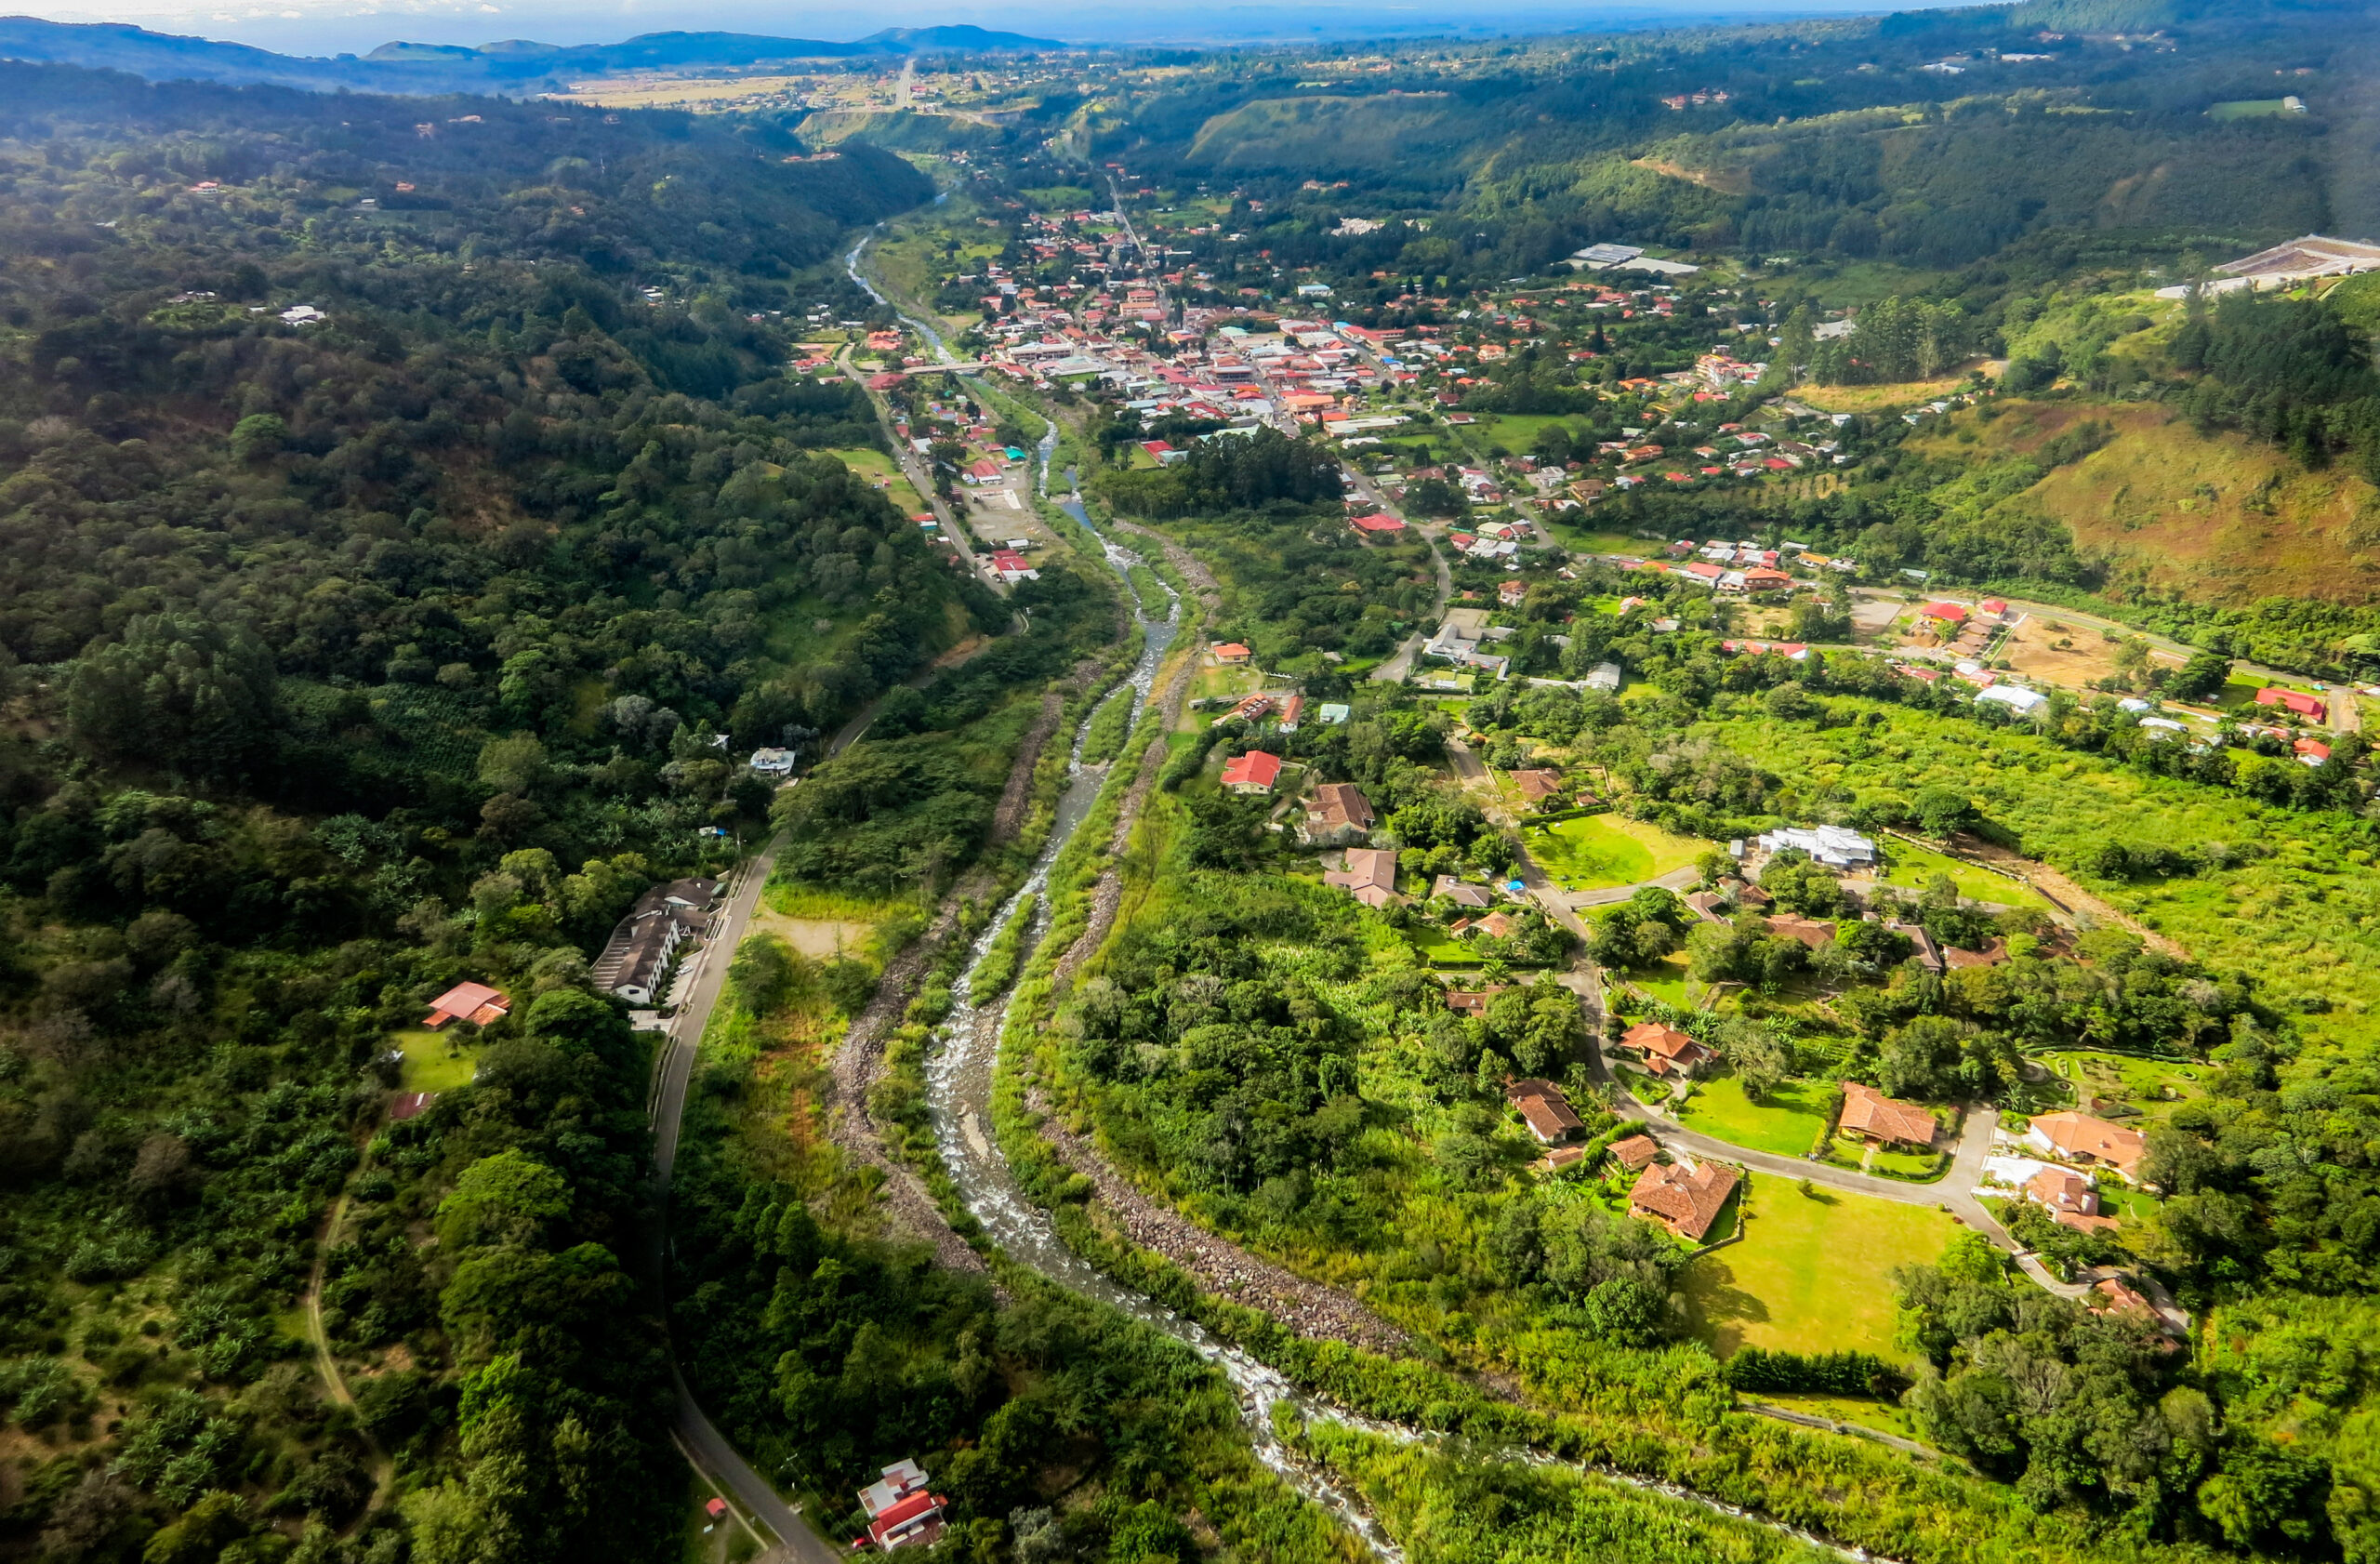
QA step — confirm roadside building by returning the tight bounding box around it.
[855,1461,947,1553]
[1837,1081,1937,1148]
[591,879,721,1007]
[1617,1021,1712,1079]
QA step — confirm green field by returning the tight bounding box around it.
[2209,99,2301,120]
[821,446,927,513]
[1684,1180,1962,1359]
[1676,1070,1831,1157]
[391,1027,480,1093]
[1549,526,1665,557]
[1527,815,1701,892]
[1874,838,2051,910]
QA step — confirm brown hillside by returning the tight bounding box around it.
[1919,401,2380,604]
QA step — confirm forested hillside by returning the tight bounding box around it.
[0,61,994,1564]
[1089,0,2378,283]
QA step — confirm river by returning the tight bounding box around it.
[844,229,1890,1564]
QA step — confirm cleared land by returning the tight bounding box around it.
[392,1027,479,1093]
[1526,814,1701,891]
[1683,1179,1961,1359]
[1676,1071,1831,1157]
[1911,401,2380,605]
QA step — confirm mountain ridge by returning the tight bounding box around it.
[0,15,1065,95]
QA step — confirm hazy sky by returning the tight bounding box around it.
[14,0,1939,57]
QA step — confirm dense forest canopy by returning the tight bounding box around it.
[0,60,1070,1564]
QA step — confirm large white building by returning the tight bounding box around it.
[1756,825,1877,868]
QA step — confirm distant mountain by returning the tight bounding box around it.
[0,16,1065,96]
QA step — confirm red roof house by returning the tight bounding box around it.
[2254,686,2328,721]
[423,981,509,1029]
[1922,602,1970,625]
[1220,750,1283,793]
[856,1461,946,1553]
[1619,1021,1712,1078]
[1349,512,1408,533]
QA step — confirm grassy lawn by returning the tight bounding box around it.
[1676,1069,1831,1157]
[2037,1049,2205,1119]
[1399,927,1473,965]
[2209,99,2299,120]
[1527,815,1702,892]
[391,1027,480,1093]
[1630,952,1695,1008]
[821,446,927,514]
[1684,1180,1962,1360]
[1867,1146,1950,1182]
[1548,526,1663,556]
[1875,838,2051,910]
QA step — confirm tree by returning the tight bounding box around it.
[68,615,277,780]
[1911,786,1976,840]
[1716,1017,1789,1102]
[2167,649,2230,702]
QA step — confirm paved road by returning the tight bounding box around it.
[834,341,999,594]
[647,838,843,1561]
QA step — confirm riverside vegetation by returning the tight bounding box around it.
[8,0,2380,1561]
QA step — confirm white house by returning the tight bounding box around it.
[1756,825,1877,868]
[1976,684,2048,716]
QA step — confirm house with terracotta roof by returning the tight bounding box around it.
[1763,914,1837,950]
[1618,1020,1712,1079]
[1301,782,1376,845]
[1212,642,1253,664]
[2024,1165,2121,1232]
[2025,1110,2149,1182]
[1630,1158,1739,1240]
[1506,1078,1585,1144]
[1322,847,1401,908]
[1608,1133,1661,1173]
[1511,769,1566,806]
[423,981,510,1029]
[1837,1081,1937,1149]
[1444,987,1510,1018]
[1220,750,1283,793]
[1349,511,1407,534]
